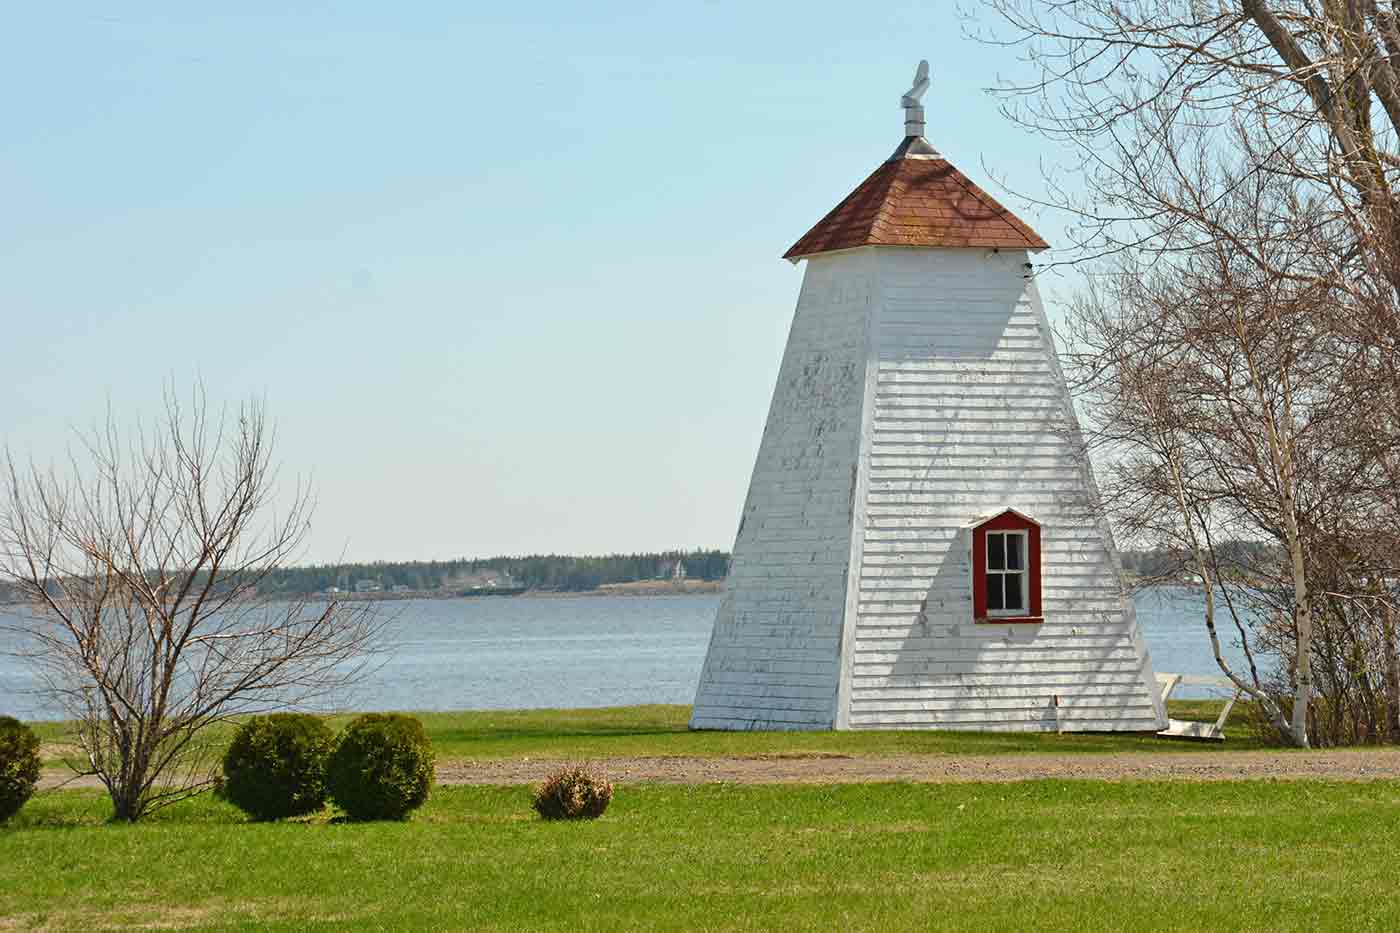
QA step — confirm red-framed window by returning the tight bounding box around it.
[971,510,1042,623]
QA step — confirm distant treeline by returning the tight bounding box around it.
[275,542,1267,596]
[0,542,1279,605]
[1119,541,1281,579]
[256,549,731,596]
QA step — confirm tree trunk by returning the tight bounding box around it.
[1385,601,1400,742]
[1283,490,1313,748]
[110,781,144,823]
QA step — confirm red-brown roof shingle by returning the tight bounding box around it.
[784,147,1049,259]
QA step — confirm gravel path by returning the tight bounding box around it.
[40,748,1400,791]
[436,749,1400,785]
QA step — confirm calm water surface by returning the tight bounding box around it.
[0,588,1244,719]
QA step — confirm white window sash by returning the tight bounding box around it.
[985,530,1029,616]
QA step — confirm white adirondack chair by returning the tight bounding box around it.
[1155,673,1243,740]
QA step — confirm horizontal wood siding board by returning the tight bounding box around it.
[710,660,842,675]
[848,716,1161,731]
[704,684,865,699]
[849,698,1160,713]
[849,710,1161,723]
[692,706,836,723]
[863,528,1106,541]
[849,683,1156,699]
[851,673,1157,689]
[851,660,1151,677]
[690,711,833,727]
[881,622,1139,638]
[851,647,1142,663]
[693,695,837,713]
[852,635,1137,651]
[703,672,837,687]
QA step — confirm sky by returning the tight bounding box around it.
[0,2,1077,565]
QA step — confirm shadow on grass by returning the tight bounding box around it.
[5,789,253,831]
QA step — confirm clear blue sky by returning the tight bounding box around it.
[1,3,1074,564]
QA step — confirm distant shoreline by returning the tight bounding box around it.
[322,579,724,602]
[528,580,723,598]
[0,579,725,609]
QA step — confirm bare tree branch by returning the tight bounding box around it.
[0,386,384,821]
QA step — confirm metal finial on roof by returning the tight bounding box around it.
[901,60,930,138]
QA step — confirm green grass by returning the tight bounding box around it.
[30,701,1270,779]
[408,699,1270,760]
[4,780,1399,930]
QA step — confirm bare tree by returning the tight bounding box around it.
[973,2,1400,278]
[0,388,382,820]
[973,0,1400,746]
[1062,168,1399,739]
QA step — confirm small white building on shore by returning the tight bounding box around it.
[690,63,1165,733]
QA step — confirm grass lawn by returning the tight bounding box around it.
[407,699,1271,760]
[28,701,1268,777]
[3,780,1400,931]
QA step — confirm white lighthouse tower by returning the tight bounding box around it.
[690,64,1166,732]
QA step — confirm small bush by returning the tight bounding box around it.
[532,764,613,820]
[326,714,434,821]
[0,716,41,823]
[219,713,334,821]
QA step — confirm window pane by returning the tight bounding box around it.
[1004,573,1024,612]
[988,533,1005,571]
[1006,534,1023,570]
[986,573,1003,611]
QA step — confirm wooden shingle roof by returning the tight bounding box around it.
[783,140,1049,260]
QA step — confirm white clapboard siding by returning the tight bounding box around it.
[688,251,875,730]
[841,248,1163,731]
[690,244,1166,733]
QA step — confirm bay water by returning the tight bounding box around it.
[0,587,1245,720]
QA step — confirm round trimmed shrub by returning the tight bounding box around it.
[532,764,613,821]
[220,713,334,821]
[0,715,41,824]
[326,714,434,821]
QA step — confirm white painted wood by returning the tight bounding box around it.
[688,250,875,730]
[1155,672,1239,740]
[690,244,1165,733]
